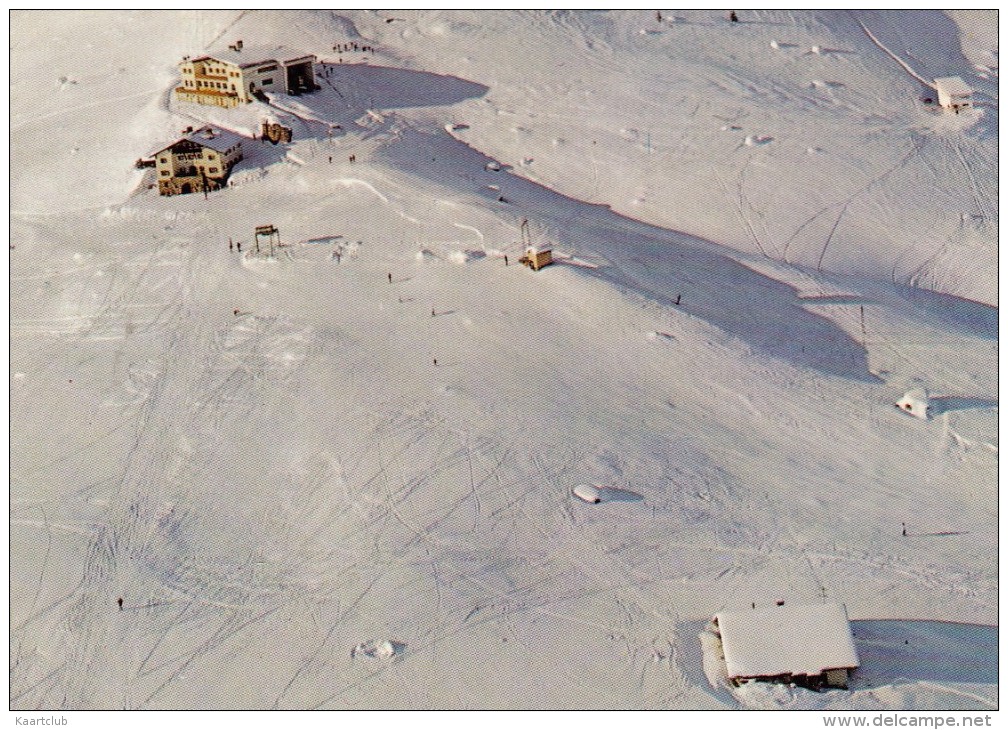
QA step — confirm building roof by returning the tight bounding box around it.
[715,602,860,679]
[934,76,973,97]
[191,45,314,69]
[154,126,244,156]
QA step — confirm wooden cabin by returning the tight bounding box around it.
[520,246,553,271]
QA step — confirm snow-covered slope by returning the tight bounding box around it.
[10,10,997,710]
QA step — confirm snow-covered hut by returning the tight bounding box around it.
[895,388,930,420]
[713,602,860,689]
[934,76,973,111]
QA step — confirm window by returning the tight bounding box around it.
[262,78,273,85]
[159,157,167,163]
[208,167,218,173]
[160,170,169,176]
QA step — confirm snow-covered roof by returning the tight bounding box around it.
[185,126,244,153]
[896,388,930,419]
[193,46,314,69]
[154,126,244,156]
[934,76,973,97]
[715,602,860,679]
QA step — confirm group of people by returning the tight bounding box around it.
[332,41,375,53]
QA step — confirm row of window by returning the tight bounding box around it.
[159,166,220,176]
[184,78,238,92]
[159,151,219,164]
[182,64,241,77]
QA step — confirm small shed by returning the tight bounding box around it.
[895,388,930,420]
[520,246,553,271]
[934,77,973,111]
[515,218,553,271]
[713,602,860,689]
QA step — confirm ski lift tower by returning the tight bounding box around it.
[255,224,281,256]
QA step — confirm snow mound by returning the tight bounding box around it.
[351,639,405,661]
[447,249,486,265]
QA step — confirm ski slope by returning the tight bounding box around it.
[9,10,998,710]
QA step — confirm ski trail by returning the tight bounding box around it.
[850,12,935,91]
[11,90,162,131]
[452,222,484,243]
[333,177,389,203]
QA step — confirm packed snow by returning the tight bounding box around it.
[9,10,997,711]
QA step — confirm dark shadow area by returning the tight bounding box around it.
[928,395,998,416]
[310,63,488,119]
[258,64,489,147]
[230,136,289,177]
[328,63,488,110]
[380,126,880,382]
[807,47,857,56]
[799,293,871,305]
[893,287,998,341]
[304,235,343,245]
[598,487,644,503]
[850,619,997,687]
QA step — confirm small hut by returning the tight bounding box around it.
[712,602,860,690]
[896,388,930,420]
[934,77,973,111]
[520,246,553,271]
[516,218,553,271]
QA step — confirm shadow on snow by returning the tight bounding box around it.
[382,125,881,382]
[850,619,997,687]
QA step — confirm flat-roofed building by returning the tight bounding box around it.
[175,46,317,108]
